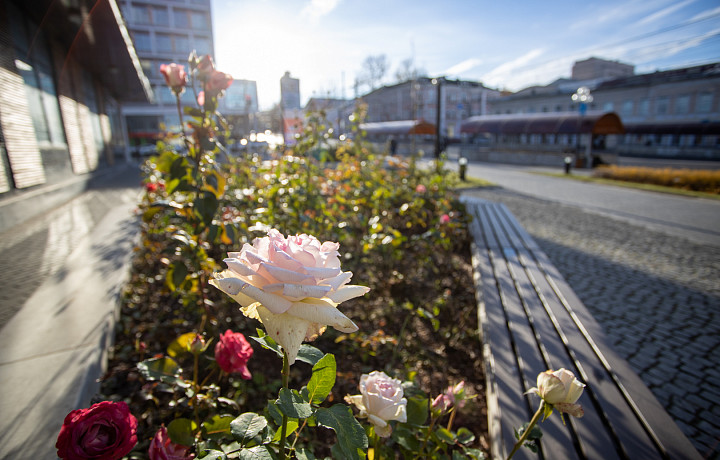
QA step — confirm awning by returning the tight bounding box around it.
[460,112,624,136]
[624,121,720,136]
[360,120,436,136]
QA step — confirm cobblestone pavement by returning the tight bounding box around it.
[0,166,141,331]
[462,186,720,458]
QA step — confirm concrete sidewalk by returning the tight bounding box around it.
[0,165,141,459]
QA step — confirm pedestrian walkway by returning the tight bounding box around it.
[0,164,141,459]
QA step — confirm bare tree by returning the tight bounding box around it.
[357,54,389,92]
[394,57,426,83]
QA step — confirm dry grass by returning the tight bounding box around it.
[593,165,720,194]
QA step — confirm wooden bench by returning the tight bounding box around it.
[461,197,700,460]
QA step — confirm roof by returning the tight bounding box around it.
[15,0,153,103]
[624,120,720,135]
[460,111,624,135]
[360,120,436,135]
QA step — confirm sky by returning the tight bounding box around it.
[212,0,720,110]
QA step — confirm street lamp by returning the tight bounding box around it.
[432,77,443,160]
[571,86,593,168]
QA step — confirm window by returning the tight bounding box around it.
[638,99,649,116]
[132,5,151,24]
[603,102,614,112]
[194,36,211,55]
[191,12,207,29]
[133,31,151,52]
[173,10,189,28]
[153,7,169,25]
[656,96,669,115]
[156,34,173,53]
[675,95,690,115]
[7,3,65,146]
[174,36,190,54]
[621,100,633,116]
[697,93,713,113]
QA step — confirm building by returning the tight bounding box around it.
[361,77,500,140]
[0,0,151,231]
[280,71,300,110]
[486,59,720,160]
[118,0,214,150]
[305,97,356,137]
[221,78,259,142]
[572,57,634,81]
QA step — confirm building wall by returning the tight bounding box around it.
[120,0,215,141]
[0,1,128,196]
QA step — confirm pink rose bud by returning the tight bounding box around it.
[196,54,215,81]
[149,426,194,460]
[440,214,450,224]
[56,401,138,460]
[415,184,427,193]
[160,63,187,95]
[205,70,233,97]
[214,330,253,379]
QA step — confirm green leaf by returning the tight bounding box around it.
[295,447,317,460]
[197,449,227,460]
[456,427,475,445]
[167,418,197,446]
[392,425,421,451]
[167,261,189,292]
[296,344,324,366]
[194,192,219,228]
[307,354,336,404]
[276,388,313,419]
[406,395,429,426]
[462,447,488,460]
[230,413,267,444]
[238,446,273,460]
[250,333,283,358]
[137,357,184,385]
[166,332,197,357]
[435,426,456,444]
[201,414,234,441]
[315,405,368,460]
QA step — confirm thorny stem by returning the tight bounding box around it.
[507,401,545,460]
[279,350,290,460]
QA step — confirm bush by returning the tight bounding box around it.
[593,165,720,194]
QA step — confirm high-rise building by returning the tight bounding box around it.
[280,71,300,110]
[118,0,214,150]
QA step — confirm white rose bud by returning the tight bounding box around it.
[345,371,407,437]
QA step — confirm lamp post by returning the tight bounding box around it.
[432,77,443,160]
[571,86,593,168]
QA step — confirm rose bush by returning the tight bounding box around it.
[210,229,369,363]
[214,329,253,378]
[55,401,137,460]
[345,370,407,437]
[148,426,194,460]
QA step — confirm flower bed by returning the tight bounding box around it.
[87,54,491,459]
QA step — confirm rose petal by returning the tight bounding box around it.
[304,266,343,280]
[367,414,388,428]
[555,402,584,418]
[209,276,257,308]
[263,283,331,300]
[566,378,586,404]
[260,262,314,283]
[326,285,371,303]
[285,300,358,333]
[211,276,292,313]
[377,400,408,423]
[345,394,366,412]
[321,271,352,290]
[254,305,310,364]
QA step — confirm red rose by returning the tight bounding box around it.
[56,401,138,460]
[149,426,194,460]
[214,330,253,378]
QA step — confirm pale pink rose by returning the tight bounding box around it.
[415,184,427,193]
[527,368,585,418]
[148,426,194,460]
[345,371,407,437]
[440,214,450,224]
[160,63,187,95]
[210,229,369,364]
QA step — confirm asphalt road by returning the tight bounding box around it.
[463,161,720,247]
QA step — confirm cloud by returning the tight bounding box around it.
[481,48,545,86]
[443,58,482,76]
[690,5,720,22]
[636,0,695,26]
[301,0,341,21]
